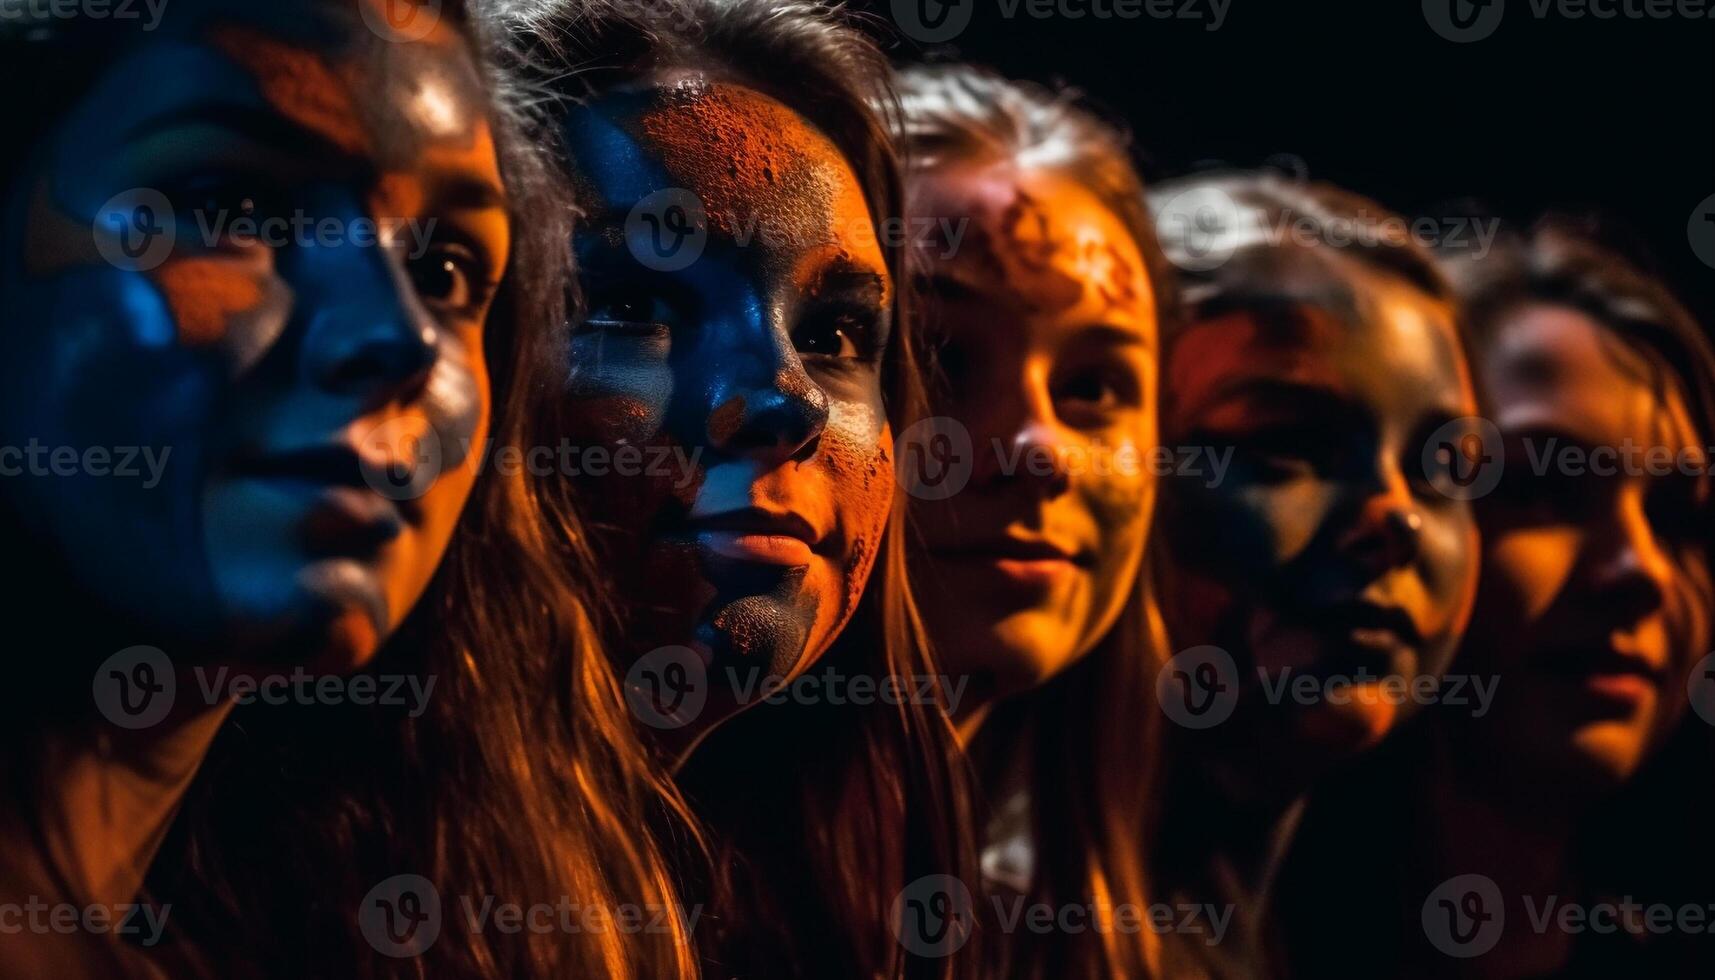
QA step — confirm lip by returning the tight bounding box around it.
[1538,644,1663,711]
[1310,600,1425,651]
[230,444,420,524]
[685,508,819,566]
[931,536,1090,588]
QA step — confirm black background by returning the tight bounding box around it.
[862,0,1715,324]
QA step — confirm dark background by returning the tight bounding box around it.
[860,0,1715,324]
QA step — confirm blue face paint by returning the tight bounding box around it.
[558,78,897,696]
[0,1,510,672]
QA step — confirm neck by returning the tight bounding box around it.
[9,698,234,909]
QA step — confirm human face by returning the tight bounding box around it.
[1460,304,1711,791]
[1161,260,1479,759]
[0,0,510,673]
[560,77,895,696]
[908,163,1157,705]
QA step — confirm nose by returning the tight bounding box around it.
[1584,489,1671,628]
[972,363,1073,498]
[287,210,437,402]
[705,349,829,465]
[1338,463,1423,576]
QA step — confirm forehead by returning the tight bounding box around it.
[1483,303,1702,450]
[1167,260,1468,418]
[91,0,490,172]
[565,77,880,264]
[913,162,1154,336]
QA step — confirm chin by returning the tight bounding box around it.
[1291,691,1401,759]
[947,613,1078,702]
[699,592,813,684]
[220,560,393,674]
[1562,722,1651,790]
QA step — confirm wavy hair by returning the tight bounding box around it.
[9,4,712,977]
[892,63,1176,980]
[499,2,985,977]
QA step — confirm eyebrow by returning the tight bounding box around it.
[1199,376,1357,417]
[807,265,887,299]
[1077,324,1154,351]
[422,173,507,213]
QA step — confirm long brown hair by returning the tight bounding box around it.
[134,4,701,977]
[893,63,1175,980]
[503,2,983,977]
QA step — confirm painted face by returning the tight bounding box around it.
[1161,259,1479,758]
[0,0,510,673]
[560,77,895,698]
[1459,304,1711,790]
[908,163,1156,703]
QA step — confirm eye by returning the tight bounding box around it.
[1054,368,1137,420]
[161,172,281,249]
[582,285,677,332]
[408,246,490,315]
[1645,476,1708,548]
[1216,424,1328,484]
[795,307,876,360]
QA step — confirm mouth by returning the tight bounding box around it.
[1538,644,1663,710]
[1290,600,1425,677]
[683,508,820,567]
[230,444,416,544]
[931,536,1093,586]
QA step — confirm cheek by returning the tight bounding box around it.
[1204,479,1335,574]
[566,336,673,444]
[1481,526,1581,624]
[1082,461,1154,582]
[150,255,274,348]
[1420,506,1480,609]
[823,403,894,603]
